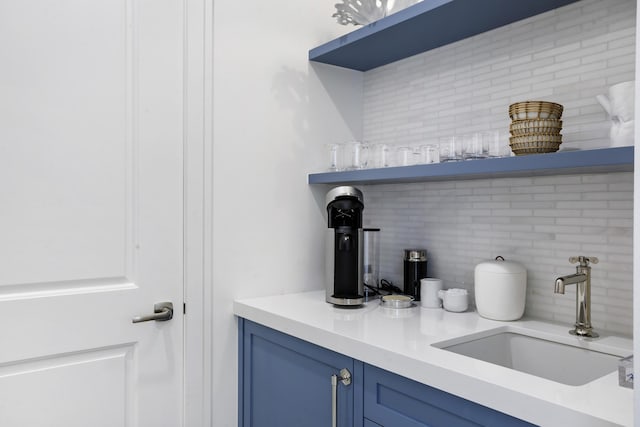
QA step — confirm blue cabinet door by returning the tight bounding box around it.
[239,319,535,426]
[364,364,537,427]
[239,319,357,427]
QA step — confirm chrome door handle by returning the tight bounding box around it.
[331,368,351,427]
[132,302,174,323]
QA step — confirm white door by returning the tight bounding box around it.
[0,1,185,426]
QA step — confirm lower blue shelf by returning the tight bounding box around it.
[308,147,634,185]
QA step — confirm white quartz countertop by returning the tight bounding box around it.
[234,290,633,427]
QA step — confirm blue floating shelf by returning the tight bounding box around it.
[308,147,634,185]
[310,0,580,71]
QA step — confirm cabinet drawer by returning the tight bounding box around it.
[364,364,536,427]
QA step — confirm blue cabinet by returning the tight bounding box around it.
[238,318,536,426]
[363,364,536,427]
[238,319,360,427]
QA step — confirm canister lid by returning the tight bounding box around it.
[404,249,427,261]
[475,256,525,274]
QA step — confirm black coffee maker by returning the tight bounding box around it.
[325,186,364,306]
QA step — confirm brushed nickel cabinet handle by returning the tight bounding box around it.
[331,368,351,427]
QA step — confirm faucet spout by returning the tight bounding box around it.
[554,256,599,338]
[554,273,587,294]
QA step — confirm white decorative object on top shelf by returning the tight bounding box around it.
[596,80,635,147]
[333,0,387,25]
[333,0,422,26]
[387,0,423,15]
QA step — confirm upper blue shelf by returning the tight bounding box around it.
[310,0,580,71]
[308,147,634,185]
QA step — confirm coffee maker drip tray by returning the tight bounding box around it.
[328,294,364,306]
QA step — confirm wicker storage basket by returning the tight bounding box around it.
[509,133,562,155]
[509,101,563,120]
[510,119,562,136]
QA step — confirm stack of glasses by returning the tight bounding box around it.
[508,101,564,155]
[326,131,512,171]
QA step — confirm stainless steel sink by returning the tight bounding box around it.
[432,328,628,386]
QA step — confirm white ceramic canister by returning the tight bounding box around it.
[474,257,527,321]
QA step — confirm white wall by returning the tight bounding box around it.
[358,0,636,336]
[211,2,363,425]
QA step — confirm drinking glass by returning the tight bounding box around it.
[439,136,463,162]
[396,146,413,166]
[345,141,369,170]
[486,130,512,158]
[371,143,392,168]
[420,144,440,164]
[463,133,488,160]
[326,143,342,171]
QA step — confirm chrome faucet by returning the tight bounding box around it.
[554,256,599,338]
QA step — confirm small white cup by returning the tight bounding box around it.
[420,278,443,308]
[438,288,468,312]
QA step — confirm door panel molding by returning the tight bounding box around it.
[0,277,137,302]
[1,0,138,288]
[0,345,135,427]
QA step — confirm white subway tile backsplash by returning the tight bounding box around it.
[362,171,633,337]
